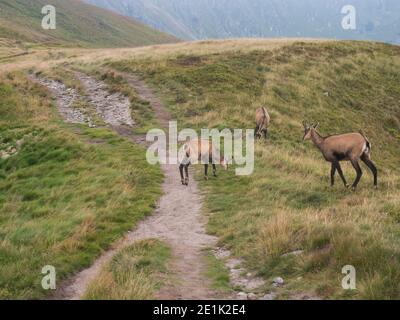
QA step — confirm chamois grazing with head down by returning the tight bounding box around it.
[302,121,378,191]
[179,138,228,186]
[255,107,270,140]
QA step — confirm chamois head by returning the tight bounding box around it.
[302,121,319,141]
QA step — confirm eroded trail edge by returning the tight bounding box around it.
[39,72,222,300]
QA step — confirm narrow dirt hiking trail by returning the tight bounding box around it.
[116,73,222,299]
[115,71,171,129]
[41,72,224,300]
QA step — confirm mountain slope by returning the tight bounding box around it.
[87,0,400,43]
[107,40,400,299]
[0,0,178,48]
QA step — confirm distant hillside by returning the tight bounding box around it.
[87,0,400,44]
[0,0,178,48]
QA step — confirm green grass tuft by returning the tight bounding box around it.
[84,239,171,300]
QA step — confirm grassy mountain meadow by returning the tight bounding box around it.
[0,0,178,50]
[106,40,400,299]
[0,28,399,300]
[0,70,163,298]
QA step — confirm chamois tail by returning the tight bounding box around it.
[359,130,371,154]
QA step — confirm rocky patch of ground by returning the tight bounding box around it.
[33,77,89,125]
[213,247,268,300]
[76,73,134,128]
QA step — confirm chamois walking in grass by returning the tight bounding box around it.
[255,107,270,140]
[179,139,228,186]
[302,121,378,191]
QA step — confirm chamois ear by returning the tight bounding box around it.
[313,122,319,129]
[302,120,308,129]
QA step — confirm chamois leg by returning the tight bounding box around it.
[330,162,337,186]
[184,164,190,185]
[204,164,209,180]
[254,125,260,139]
[361,154,378,188]
[263,128,268,140]
[350,159,363,190]
[212,164,217,177]
[336,162,349,188]
[179,164,185,185]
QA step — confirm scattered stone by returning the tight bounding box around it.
[213,247,265,293]
[77,73,134,128]
[324,91,329,96]
[34,73,134,130]
[0,151,10,159]
[282,250,304,257]
[1,145,19,159]
[261,292,277,300]
[273,277,284,287]
[33,76,87,124]
[237,292,248,300]
[247,293,257,300]
[291,293,321,300]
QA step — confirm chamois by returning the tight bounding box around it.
[179,139,228,186]
[302,121,378,190]
[255,107,270,140]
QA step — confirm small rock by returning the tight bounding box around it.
[261,292,277,300]
[282,250,303,257]
[324,91,329,96]
[0,152,10,160]
[247,293,257,300]
[246,273,252,277]
[273,277,284,286]
[237,292,247,300]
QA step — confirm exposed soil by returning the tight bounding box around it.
[110,71,171,129]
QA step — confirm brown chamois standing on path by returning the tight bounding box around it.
[302,121,378,191]
[255,107,270,140]
[179,139,228,186]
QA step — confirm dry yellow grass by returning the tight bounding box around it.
[102,40,400,299]
[2,37,399,300]
[0,38,328,72]
[84,239,171,300]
